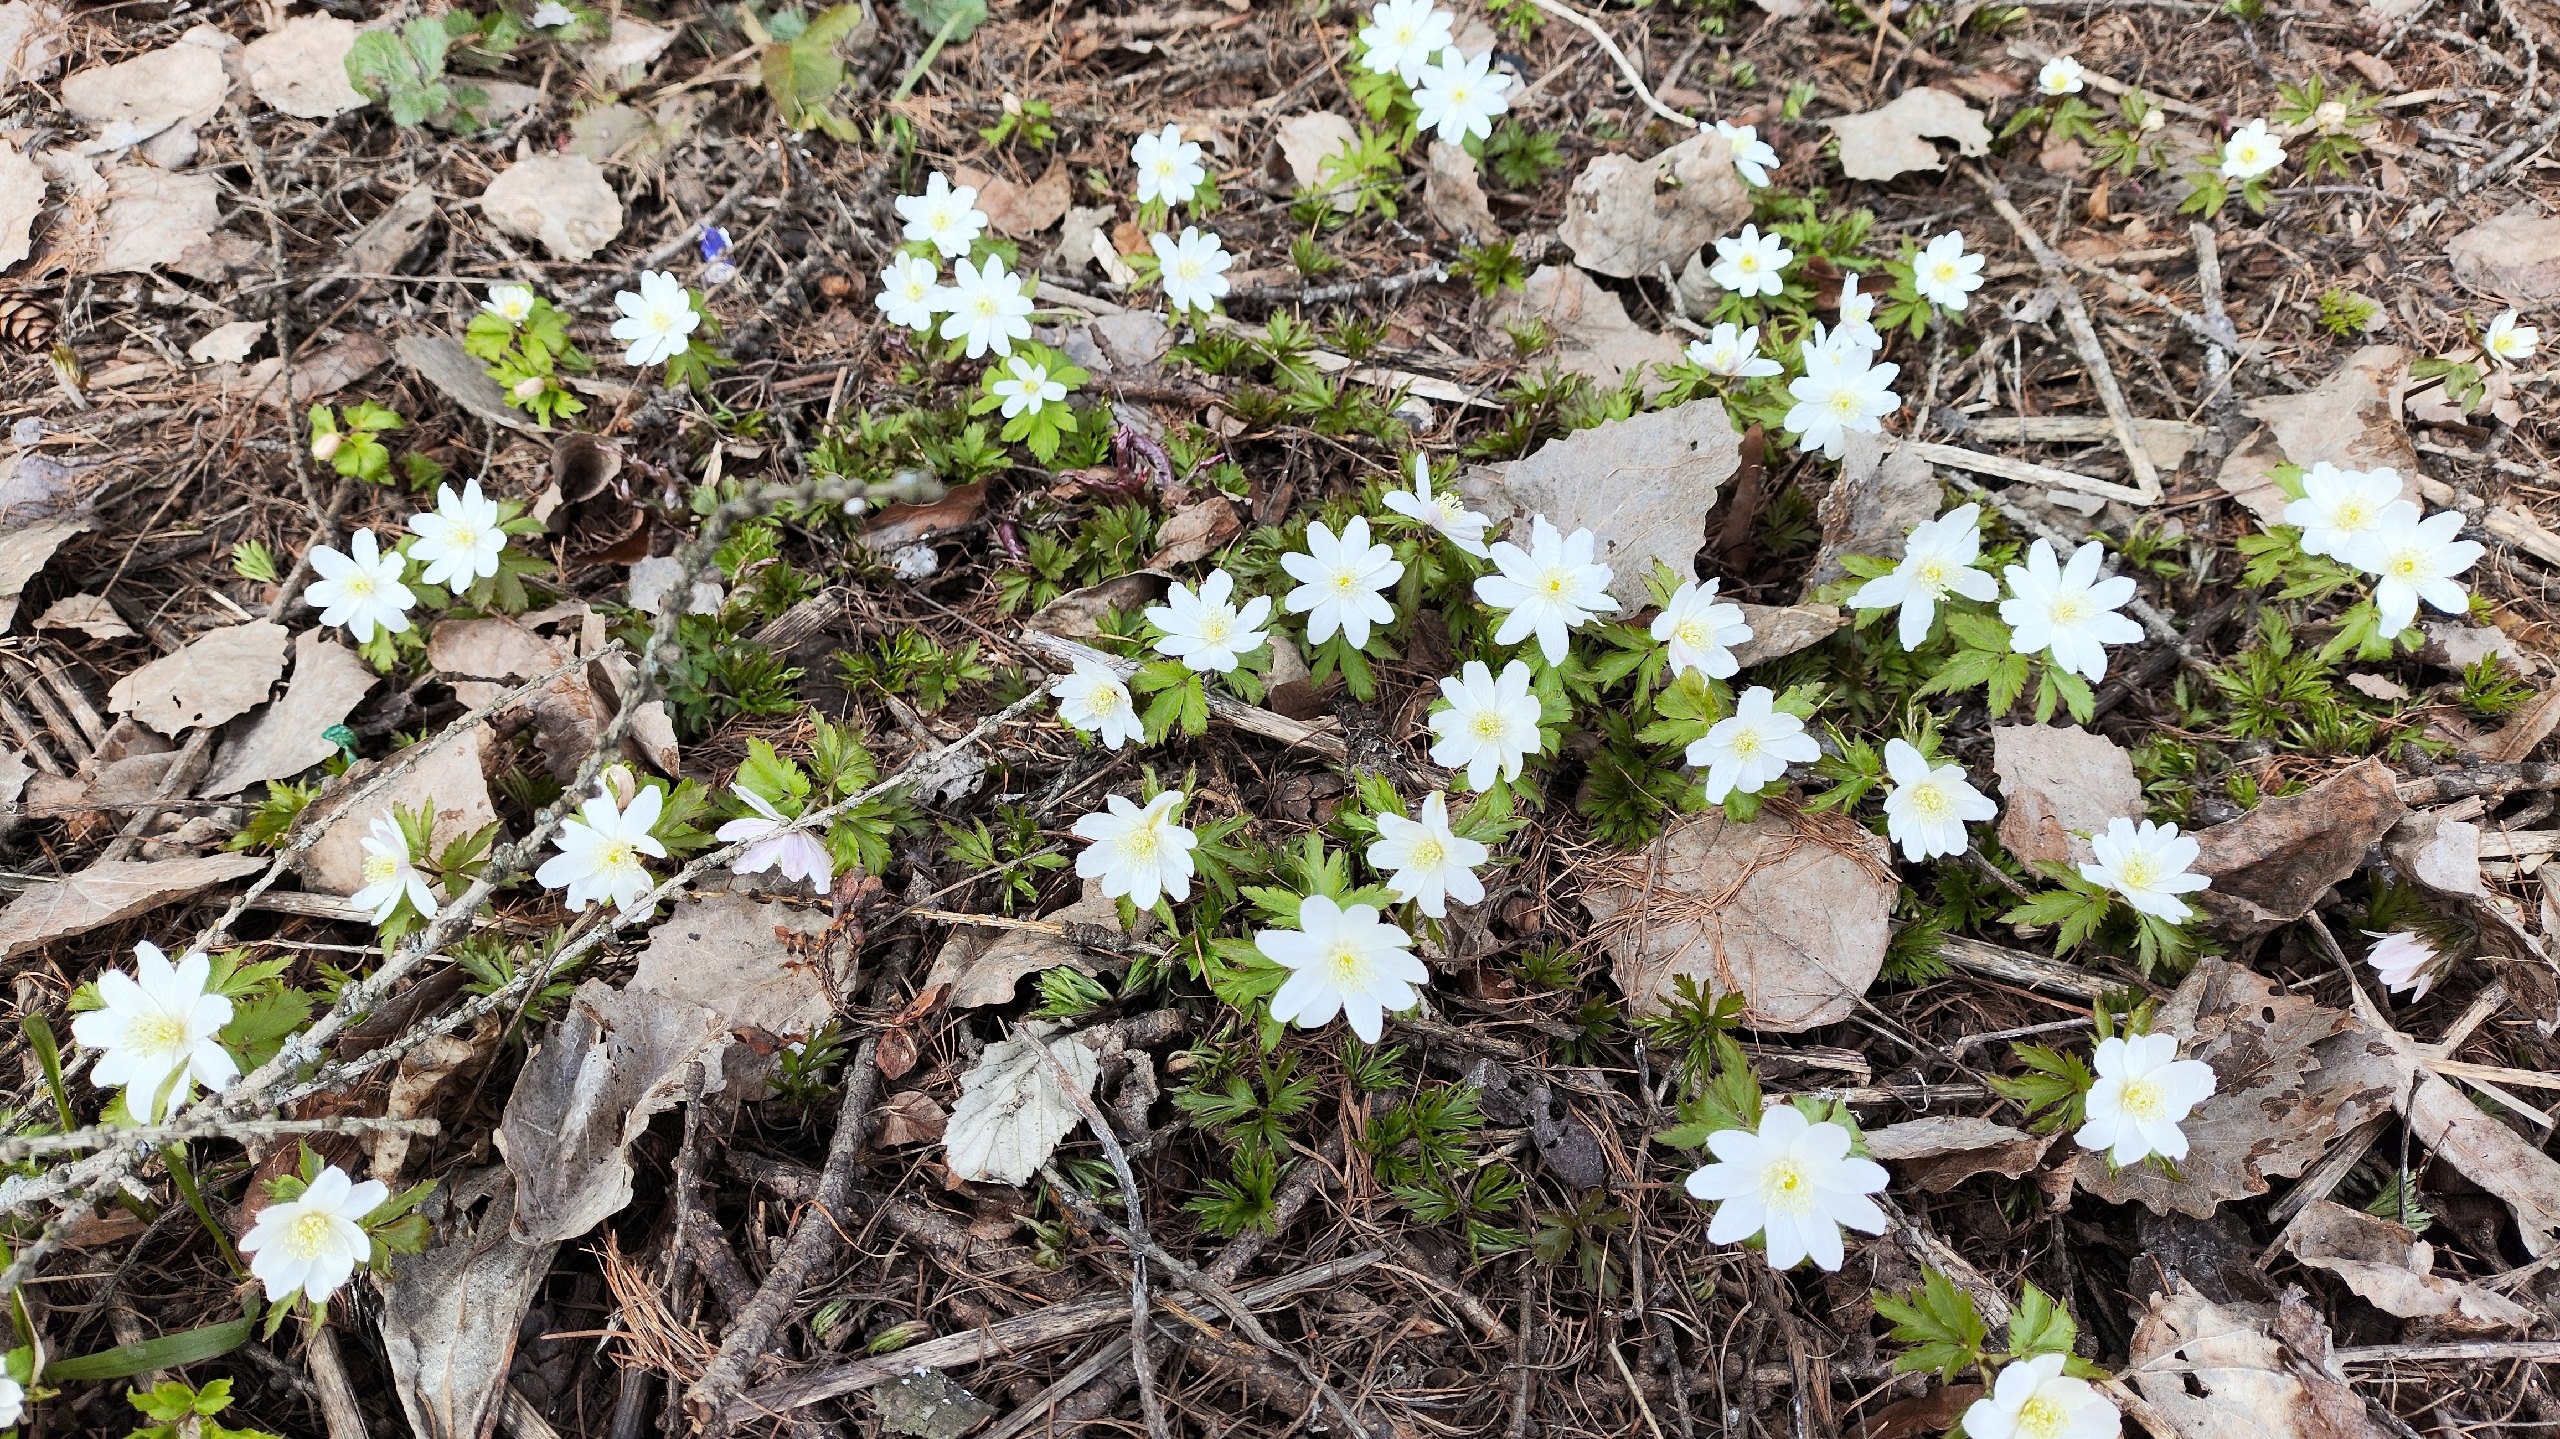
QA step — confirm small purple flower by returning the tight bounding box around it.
[699,226,733,263]
[716,786,832,890]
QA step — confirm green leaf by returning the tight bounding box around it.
[898,0,987,42]
[1874,1269,1989,1382]
[50,1318,257,1381]
[2006,1281,2078,1361]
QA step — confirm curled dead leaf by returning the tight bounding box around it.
[1556,128,1751,279]
[0,515,91,629]
[2126,1280,2393,1439]
[0,852,264,959]
[1824,87,1993,182]
[1419,141,1500,244]
[2189,759,2404,934]
[1458,397,1741,608]
[2283,1199,2535,1331]
[1492,265,1684,392]
[107,620,288,736]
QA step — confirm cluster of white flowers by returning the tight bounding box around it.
[867,172,1034,357]
[301,479,519,647]
[1357,0,1514,144]
[2278,462,2483,636]
[1850,503,2147,682]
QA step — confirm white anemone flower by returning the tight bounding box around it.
[2219,119,2285,180]
[1999,539,2144,684]
[1709,223,1791,299]
[1911,230,1985,312]
[1686,322,1784,379]
[609,269,699,367]
[351,815,438,925]
[1963,1353,2119,1439]
[1381,453,1492,556]
[1412,47,1512,145]
[1880,738,1996,863]
[2346,502,2483,637]
[408,480,508,591]
[1367,791,1490,918]
[2283,461,2402,560]
[1713,119,1781,187]
[305,528,415,643]
[1145,568,1272,674]
[1049,659,1145,750]
[536,780,667,914]
[1834,272,1884,355]
[990,354,1067,419]
[71,942,238,1122]
[895,171,987,259]
[1651,578,1751,681]
[2076,1031,2216,1167]
[1130,123,1208,207]
[874,254,941,333]
[1072,791,1197,910]
[2037,56,2087,96]
[717,787,832,890]
[2365,930,2439,1002]
[240,1164,389,1305]
[2484,309,2540,367]
[1474,514,1619,665]
[1428,659,1542,792]
[1684,1104,1889,1272]
[1357,0,1455,84]
[1784,347,1901,458]
[1282,516,1404,649]
[936,256,1035,359]
[0,1374,22,1427]
[482,282,537,325]
[2079,817,2208,922]
[1848,503,1997,650]
[1153,226,1234,315]
[1260,894,1428,1043]
[1689,686,1820,804]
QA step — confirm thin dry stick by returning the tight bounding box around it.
[1037,1043,1171,1439]
[0,1115,436,1163]
[304,1327,371,1439]
[1520,0,1700,130]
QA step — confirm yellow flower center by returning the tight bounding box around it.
[1917,557,1949,587]
[362,852,402,887]
[2049,593,2090,626]
[342,572,377,599]
[1931,261,1960,284]
[1729,729,1762,758]
[1909,781,1953,820]
[1327,941,1369,984]
[1196,613,1232,644]
[1118,826,1160,861]
[596,840,636,872]
[2016,1394,2070,1439]
[2388,551,2424,580]
[284,1210,341,1261]
[1408,836,1445,869]
[1331,570,1361,594]
[2115,853,2159,890]
[1471,710,1508,740]
[1677,619,1709,649]
[1541,568,1572,598]
[1828,389,1864,418]
[130,1012,189,1054]
[2333,498,2373,529]
[1736,254,1761,274]
[2118,1075,2165,1121]
[1759,1157,1816,1215]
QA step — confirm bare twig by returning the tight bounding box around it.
[1036,1052,1169,1439]
[1518,0,1701,130]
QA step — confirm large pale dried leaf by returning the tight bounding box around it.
[248,330,390,408]
[582,16,676,81]
[960,162,1070,238]
[1824,87,1993,181]
[1493,264,1685,391]
[0,139,38,272]
[2446,205,2560,308]
[242,15,367,119]
[499,980,730,1242]
[379,1177,559,1439]
[2383,810,2483,896]
[1583,807,1895,1031]
[2074,959,2374,1216]
[1863,1115,2051,1192]
[480,155,623,262]
[2284,1199,2534,1330]
[107,620,288,736]
[431,616,600,777]
[0,1,67,86]
[394,333,540,433]
[2215,346,2419,523]
[1275,110,1358,212]
[372,1032,480,1184]
[303,724,500,895]
[1990,724,2139,867]
[630,893,839,1040]
[924,883,1117,1009]
[92,164,219,275]
[1030,572,1168,641]
[2190,758,2403,933]
[944,1028,1099,1186]
[1459,397,1740,608]
[0,853,263,959]
[1147,498,1240,568]
[2321,1018,2560,1255]
[1420,140,1499,243]
[61,28,229,151]
[1557,128,1751,279]
[0,448,87,525]
[0,514,89,629]
[199,628,379,797]
[186,319,266,365]
[1729,602,1844,667]
[1807,438,1941,591]
[2127,1280,2392,1439]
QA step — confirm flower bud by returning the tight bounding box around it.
[311,430,342,462]
[512,376,548,400]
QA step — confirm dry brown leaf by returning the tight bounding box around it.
[0,852,264,959]
[434,617,600,780]
[302,723,501,895]
[499,979,730,1241]
[629,892,840,1041]
[2283,1199,2535,1331]
[2319,1017,2560,1256]
[1275,111,1358,212]
[394,332,541,433]
[379,1177,559,1439]
[241,15,368,120]
[2484,686,2560,765]
[1147,498,1241,568]
[480,155,624,262]
[1728,602,1844,666]
[2127,1280,2393,1439]
[60,26,230,159]
[0,139,38,272]
[864,481,988,550]
[2189,758,2403,933]
[2074,959,2386,1216]
[582,16,676,81]
[923,883,1119,1010]
[107,620,288,736]
[1556,128,1752,279]
[2445,205,2560,308]
[199,628,379,797]
[1583,806,1895,1031]
[1030,572,1168,641]
[960,161,1070,238]
[0,514,90,629]
[1824,87,1993,182]
[2383,810,2483,897]
[1990,724,2139,867]
[0,1,66,86]
[1458,397,1740,608]
[872,1090,949,1148]
[370,1031,481,1185]
[1806,438,1941,592]
[1420,140,1499,244]
[92,164,220,275]
[34,594,128,637]
[338,185,439,276]
[2215,346,2418,523]
[249,330,391,408]
[1863,1116,2052,1192]
[186,319,265,365]
[1492,265,1685,392]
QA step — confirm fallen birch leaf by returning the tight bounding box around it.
[480,155,624,262]
[923,883,1118,1010]
[1863,1115,2052,1192]
[1990,724,2139,867]
[1459,397,1740,608]
[379,1177,559,1439]
[2445,205,2560,308]
[1729,602,1844,667]
[0,852,264,959]
[2284,1199,2535,1331]
[2383,810,2483,896]
[498,979,731,1242]
[630,892,840,1041]
[1030,572,1168,641]
[302,723,501,895]
[1583,806,1895,1031]
[394,333,541,433]
[92,164,220,275]
[1824,87,1993,181]
[1556,128,1751,279]
[0,139,38,272]
[2215,346,2419,523]
[582,16,676,81]
[1275,111,1358,212]
[199,628,379,797]
[944,1027,1100,1186]
[241,14,368,119]
[60,27,230,156]
[1147,498,1240,568]
[1493,264,1685,391]
[872,1090,949,1148]
[1420,140,1500,244]
[107,620,289,736]
[0,514,90,629]
[186,319,266,365]
[2127,1280,2393,1439]
[960,161,1070,238]
[2189,758,2403,934]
